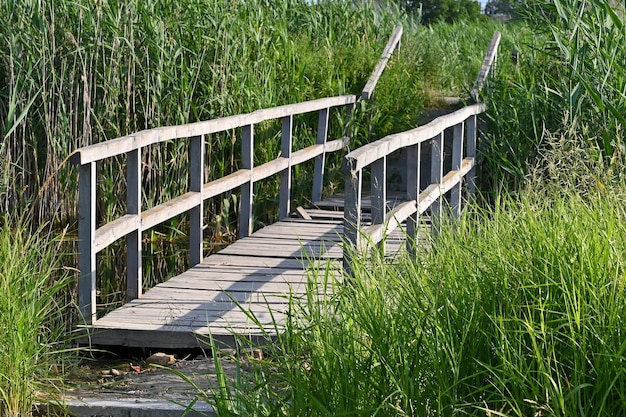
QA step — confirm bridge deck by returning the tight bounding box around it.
[81,199,417,349]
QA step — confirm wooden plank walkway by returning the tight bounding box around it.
[81,199,415,349]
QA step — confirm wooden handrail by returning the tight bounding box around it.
[361,26,403,100]
[72,26,404,323]
[343,30,502,274]
[342,105,482,271]
[471,31,502,101]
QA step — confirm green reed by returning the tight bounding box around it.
[192,179,626,417]
[482,0,626,191]
[0,220,73,416]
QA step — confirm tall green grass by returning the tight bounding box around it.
[0,0,504,227]
[0,0,404,225]
[482,0,626,191]
[195,182,626,417]
[0,221,73,416]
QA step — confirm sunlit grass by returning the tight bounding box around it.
[0,221,73,416]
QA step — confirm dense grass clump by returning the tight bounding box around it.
[481,0,626,191]
[204,183,626,417]
[0,222,72,416]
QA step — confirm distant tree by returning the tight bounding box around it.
[484,0,521,16]
[403,0,482,24]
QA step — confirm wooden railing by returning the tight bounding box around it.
[342,31,501,272]
[342,104,483,269]
[71,27,403,324]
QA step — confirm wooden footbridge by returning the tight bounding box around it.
[70,28,501,349]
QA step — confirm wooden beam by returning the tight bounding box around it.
[371,156,386,253]
[94,214,141,253]
[189,135,204,267]
[471,31,502,101]
[362,26,403,100]
[466,114,478,200]
[70,96,357,164]
[126,149,142,301]
[78,162,97,324]
[343,162,362,275]
[346,104,485,171]
[312,108,329,202]
[279,116,293,219]
[450,123,464,218]
[406,143,420,252]
[430,132,443,235]
[239,124,254,238]
[141,192,202,231]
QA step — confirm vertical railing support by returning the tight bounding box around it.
[127,149,142,301]
[430,132,443,234]
[189,135,204,266]
[279,116,293,219]
[371,156,386,253]
[312,108,329,203]
[451,123,464,218]
[406,143,420,253]
[240,125,254,238]
[466,115,477,201]
[343,159,362,276]
[78,162,97,324]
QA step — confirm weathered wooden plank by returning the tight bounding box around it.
[252,157,289,183]
[78,162,97,324]
[466,114,477,199]
[430,132,444,234]
[362,200,417,246]
[471,31,502,101]
[203,169,250,199]
[140,288,299,303]
[78,328,267,349]
[312,108,330,202]
[345,104,485,171]
[116,299,298,310]
[406,143,420,251]
[343,164,362,272]
[141,192,201,231]
[94,214,140,253]
[218,244,343,259]
[126,149,142,301]
[279,115,293,219]
[290,143,324,166]
[362,26,403,100]
[189,135,204,266]
[450,123,464,218]
[240,124,254,238]
[71,96,357,164]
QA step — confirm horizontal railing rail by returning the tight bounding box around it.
[361,26,403,100]
[471,31,501,101]
[72,27,403,324]
[342,103,484,269]
[343,31,501,273]
[72,96,356,324]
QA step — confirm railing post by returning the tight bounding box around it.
[466,115,477,201]
[189,135,204,266]
[78,162,97,324]
[127,149,142,301]
[240,124,254,238]
[430,132,443,234]
[371,156,386,253]
[312,108,329,203]
[343,158,362,276]
[406,143,420,253]
[279,116,293,219]
[451,123,464,218]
